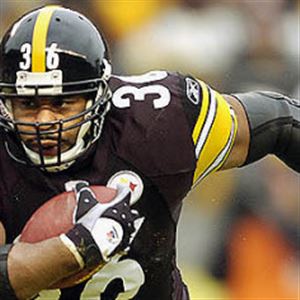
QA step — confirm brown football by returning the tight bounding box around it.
[20,185,117,288]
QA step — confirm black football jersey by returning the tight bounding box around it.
[0,71,236,300]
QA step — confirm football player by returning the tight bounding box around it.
[0,5,299,300]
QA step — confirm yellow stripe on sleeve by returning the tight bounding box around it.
[192,81,209,144]
[193,91,237,184]
[32,6,58,72]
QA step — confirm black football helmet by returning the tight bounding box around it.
[0,5,112,172]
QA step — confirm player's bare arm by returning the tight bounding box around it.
[0,219,81,299]
[7,236,81,300]
[0,222,6,245]
[0,183,142,300]
[221,94,250,169]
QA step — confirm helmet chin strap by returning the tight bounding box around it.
[23,138,85,172]
[23,99,94,172]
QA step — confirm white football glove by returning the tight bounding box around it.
[61,181,144,268]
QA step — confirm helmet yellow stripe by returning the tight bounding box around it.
[32,6,59,72]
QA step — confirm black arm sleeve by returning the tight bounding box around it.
[233,91,300,172]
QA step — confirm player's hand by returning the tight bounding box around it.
[62,180,144,268]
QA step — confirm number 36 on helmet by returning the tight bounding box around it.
[0,6,112,172]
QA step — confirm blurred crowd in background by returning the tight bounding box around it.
[1,1,299,299]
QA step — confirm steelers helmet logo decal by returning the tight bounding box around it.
[107,171,144,205]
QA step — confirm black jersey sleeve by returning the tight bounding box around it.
[179,75,237,185]
[109,71,237,186]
